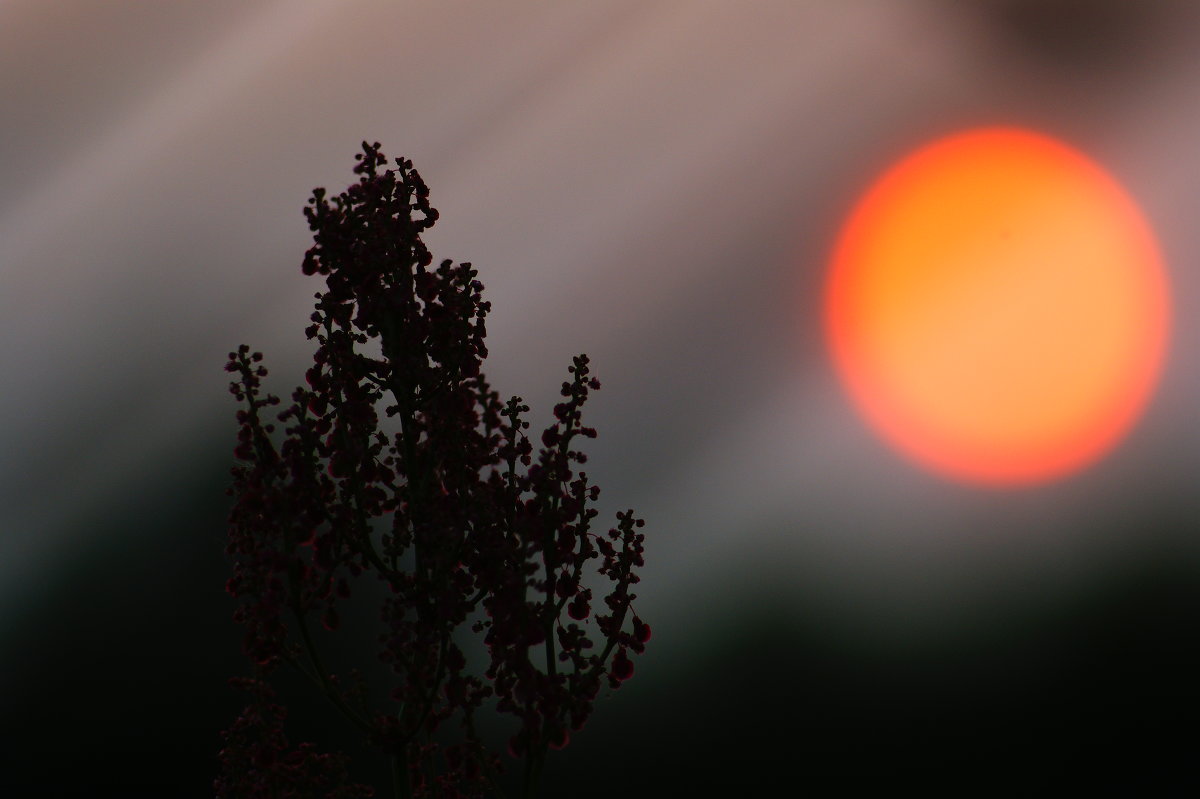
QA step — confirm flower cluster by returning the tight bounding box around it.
[215,678,375,799]
[218,143,648,798]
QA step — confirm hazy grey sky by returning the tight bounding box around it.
[4,0,1200,653]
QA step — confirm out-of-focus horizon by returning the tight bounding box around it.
[4,1,1200,793]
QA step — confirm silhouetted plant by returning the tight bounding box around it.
[216,143,649,799]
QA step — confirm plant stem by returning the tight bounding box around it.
[290,606,374,734]
[522,747,546,799]
[392,749,411,799]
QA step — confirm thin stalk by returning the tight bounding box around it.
[290,605,374,735]
[392,749,411,799]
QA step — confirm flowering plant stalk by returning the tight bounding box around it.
[216,143,648,799]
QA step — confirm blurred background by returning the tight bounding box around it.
[3,0,1200,793]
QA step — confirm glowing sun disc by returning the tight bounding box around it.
[824,127,1170,486]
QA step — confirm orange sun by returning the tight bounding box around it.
[825,127,1169,486]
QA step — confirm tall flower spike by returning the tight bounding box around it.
[219,143,647,799]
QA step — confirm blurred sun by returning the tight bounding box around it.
[825,127,1169,487]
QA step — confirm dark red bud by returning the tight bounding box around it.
[568,595,590,621]
[322,608,339,631]
[548,727,570,751]
[611,647,634,681]
[633,615,652,644]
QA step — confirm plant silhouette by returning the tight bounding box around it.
[217,143,648,798]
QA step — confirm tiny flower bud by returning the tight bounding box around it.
[548,727,570,751]
[611,647,634,681]
[568,593,590,621]
[322,608,339,631]
[632,615,652,644]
